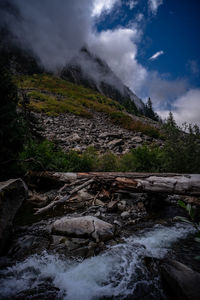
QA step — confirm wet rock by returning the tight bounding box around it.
[0,178,28,254]
[9,235,50,259]
[161,259,200,300]
[52,216,114,242]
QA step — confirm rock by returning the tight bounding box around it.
[117,200,126,211]
[131,136,143,143]
[28,192,48,207]
[94,211,101,217]
[107,139,124,149]
[95,199,105,206]
[137,202,145,210]
[161,259,200,300]
[0,178,28,254]
[51,235,67,246]
[36,112,157,154]
[107,200,118,211]
[52,216,114,242]
[77,189,93,201]
[70,133,81,142]
[113,220,122,227]
[121,211,130,219]
[9,235,49,259]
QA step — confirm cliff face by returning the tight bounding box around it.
[61,47,145,113]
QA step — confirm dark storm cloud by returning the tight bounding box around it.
[2,0,93,71]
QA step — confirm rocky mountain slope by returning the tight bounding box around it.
[36,111,161,154]
[61,47,145,113]
[17,73,160,154]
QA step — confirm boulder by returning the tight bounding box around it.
[52,216,114,242]
[161,259,200,300]
[8,235,49,260]
[0,178,28,254]
[131,136,143,143]
[107,139,124,149]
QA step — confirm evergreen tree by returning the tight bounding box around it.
[166,111,177,127]
[0,55,25,178]
[145,97,159,121]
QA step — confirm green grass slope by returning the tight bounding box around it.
[16,73,160,138]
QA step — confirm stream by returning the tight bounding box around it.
[0,222,195,300]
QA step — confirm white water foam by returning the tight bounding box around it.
[0,223,195,300]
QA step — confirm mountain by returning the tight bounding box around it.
[0,1,145,114]
[61,47,145,113]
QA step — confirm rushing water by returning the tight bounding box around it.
[0,223,195,300]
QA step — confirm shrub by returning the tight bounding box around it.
[97,152,118,172]
[109,111,160,138]
[161,122,200,173]
[19,141,97,172]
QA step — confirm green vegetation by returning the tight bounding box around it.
[2,69,200,178]
[18,117,200,174]
[16,74,160,138]
[144,97,159,121]
[16,74,123,117]
[176,200,200,260]
[110,111,160,138]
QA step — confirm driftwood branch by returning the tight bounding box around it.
[34,178,94,215]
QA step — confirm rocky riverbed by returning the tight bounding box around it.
[0,174,200,300]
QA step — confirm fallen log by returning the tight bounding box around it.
[31,172,200,196]
[33,173,200,216]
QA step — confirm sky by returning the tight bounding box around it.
[92,0,200,125]
[2,0,200,125]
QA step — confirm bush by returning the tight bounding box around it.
[19,141,98,172]
[97,152,118,172]
[161,123,200,173]
[109,111,160,138]
[119,146,163,172]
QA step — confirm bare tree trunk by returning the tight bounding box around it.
[31,172,200,216]
[29,172,200,196]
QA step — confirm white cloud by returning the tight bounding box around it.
[148,0,163,15]
[149,50,164,61]
[92,0,120,16]
[187,60,199,76]
[127,0,138,10]
[90,27,147,93]
[89,29,189,109]
[136,13,144,22]
[157,89,200,126]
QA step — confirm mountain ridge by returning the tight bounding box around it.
[61,47,145,113]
